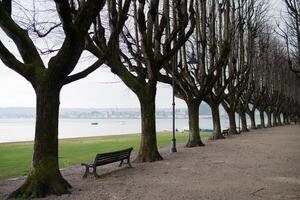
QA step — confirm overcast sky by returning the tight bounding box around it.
[0,58,183,108]
[0,0,285,108]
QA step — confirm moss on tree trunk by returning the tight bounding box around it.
[240,110,248,132]
[8,85,71,199]
[249,111,256,129]
[227,110,238,135]
[185,100,205,147]
[135,88,163,162]
[267,112,272,127]
[210,102,224,140]
[277,113,282,125]
[273,113,278,126]
[259,109,265,128]
[283,114,290,124]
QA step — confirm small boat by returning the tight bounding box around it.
[91,122,99,125]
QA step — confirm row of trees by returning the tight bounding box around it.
[0,0,299,198]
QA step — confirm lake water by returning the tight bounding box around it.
[0,117,234,143]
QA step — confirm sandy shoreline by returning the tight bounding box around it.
[1,125,300,200]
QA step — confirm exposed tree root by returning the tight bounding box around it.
[209,133,225,140]
[8,171,71,199]
[135,150,163,163]
[185,139,205,148]
[229,129,238,135]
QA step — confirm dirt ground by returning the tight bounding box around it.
[1,125,300,200]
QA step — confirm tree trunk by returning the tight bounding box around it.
[283,114,287,124]
[210,102,224,140]
[277,113,282,125]
[282,114,288,125]
[259,109,265,128]
[273,112,278,126]
[135,87,163,162]
[240,110,248,132]
[227,110,238,135]
[267,112,272,127]
[285,114,290,124]
[9,86,71,199]
[185,100,205,147]
[249,111,256,129]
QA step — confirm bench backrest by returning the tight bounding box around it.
[94,147,133,166]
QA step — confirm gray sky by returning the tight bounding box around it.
[0,0,284,108]
[0,62,185,108]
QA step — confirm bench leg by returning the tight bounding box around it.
[127,158,133,168]
[119,160,124,167]
[83,165,99,178]
[83,166,89,178]
[92,166,99,178]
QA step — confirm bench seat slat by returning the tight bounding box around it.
[96,156,128,164]
[97,153,129,159]
[96,155,129,163]
[96,153,130,160]
[96,148,133,157]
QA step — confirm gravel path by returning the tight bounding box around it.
[1,125,300,200]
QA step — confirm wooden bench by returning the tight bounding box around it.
[221,129,229,137]
[81,147,133,178]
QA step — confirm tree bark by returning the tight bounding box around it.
[273,112,278,126]
[227,110,238,135]
[240,110,248,132]
[185,100,205,147]
[277,113,282,125]
[283,114,286,124]
[284,114,290,124]
[283,114,287,124]
[9,84,71,199]
[259,109,265,128]
[249,111,256,129]
[135,87,163,162]
[210,101,224,140]
[267,112,272,127]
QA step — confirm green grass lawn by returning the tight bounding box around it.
[0,131,211,180]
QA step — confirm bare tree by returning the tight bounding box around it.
[237,0,268,131]
[88,0,195,161]
[0,0,106,198]
[254,31,300,127]
[204,0,235,139]
[220,0,250,135]
[279,0,300,74]
[159,0,233,144]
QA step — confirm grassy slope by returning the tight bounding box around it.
[0,132,211,180]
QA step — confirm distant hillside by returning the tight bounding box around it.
[0,107,36,118]
[0,103,212,119]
